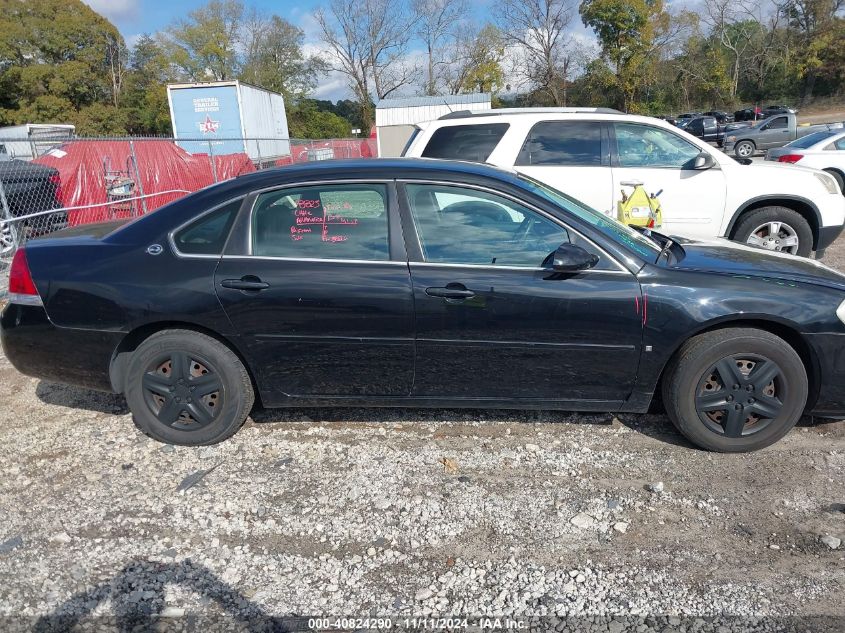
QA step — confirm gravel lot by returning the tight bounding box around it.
[1,231,845,632]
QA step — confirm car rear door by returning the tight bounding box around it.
[755,116,791,148]
[494,120,615,216]
[398,180,643,405]
[214,180,415,405]
[610,122,727,240]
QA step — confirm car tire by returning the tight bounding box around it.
[125,329,254,446]
[734,140,755,158]
[823,169,845,195]
[662,328,807,452]
[731,206,813,257]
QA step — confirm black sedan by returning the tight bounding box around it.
[4,159,845,452]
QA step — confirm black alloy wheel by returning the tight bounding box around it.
[142,351,223,430]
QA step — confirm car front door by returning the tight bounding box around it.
[214,180,415,405]
[501,120,615,216]
[756,115,790,148]
[610,122,728,240]
[398,181,643,405]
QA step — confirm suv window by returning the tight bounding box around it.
[173,198,242,255]
[614,123,701,169]
[405,183,570,267]
[516,121,603,166]
[251,184,389,260]
[421,123,509,162]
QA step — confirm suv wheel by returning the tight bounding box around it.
[663,328,807,452]
[125,329,255,445]
[731,206,812,257]
[734,140,755,158]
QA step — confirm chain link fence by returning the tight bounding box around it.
[0,135,377,297]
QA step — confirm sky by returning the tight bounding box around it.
[80,0,600,102]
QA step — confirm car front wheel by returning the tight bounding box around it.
[734,140,755,158]
[662,328,807,452]
[731,206,812,257]
[125,329,255,445]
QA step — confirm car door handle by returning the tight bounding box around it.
[221,276,270,291]
[426,286,475,299]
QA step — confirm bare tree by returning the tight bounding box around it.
[106,34,128,107]
[317,0,417,127]
[413,0,468,95]
[495,0,576,105]
[703,0,763,98]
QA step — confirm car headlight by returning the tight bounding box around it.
[814,170,841,194]
[726,135,736,142]
[837,298,845,325]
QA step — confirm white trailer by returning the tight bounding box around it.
[0,124,75,160]
[166,81,290,163]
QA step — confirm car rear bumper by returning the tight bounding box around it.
[806,332,845,417]
[1,302,120,392]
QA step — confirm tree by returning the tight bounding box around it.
[287,100,353,138]
[781,0,845,101]
[122,35,174,135]
[316,0,417,128]
[496,0,576,105]
[163,0,244,81]
[443,24,507,95]
[0,0,127,131]
[413,0,467,95]
[579,0,671,111]
[240,14,326,101]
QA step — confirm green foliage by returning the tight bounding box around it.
[460,24,507,94]
[163,0,244,81]
[287,101,353,139]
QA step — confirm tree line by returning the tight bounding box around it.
[0,0,842,138]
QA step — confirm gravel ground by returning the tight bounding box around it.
[1,239,845,632]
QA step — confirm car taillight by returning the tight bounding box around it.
[777,154,804,164]
[49,172,62,200]
[8,249,43,306]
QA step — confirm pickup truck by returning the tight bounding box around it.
[0,151,65,255]
[680,116,752,147]
[723,113,844,158]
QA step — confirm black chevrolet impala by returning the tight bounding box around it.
[4,159,845,452]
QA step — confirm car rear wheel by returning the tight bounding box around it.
[734,140,755,158]
[125,329,254,446]
[731,206,812,257]
[662,328,807,452]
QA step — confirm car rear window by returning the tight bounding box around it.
[173,198,242,255]
[788,131,837,148]
[516,121,603,166]
[421,123,509,162]
[251,184,389,260]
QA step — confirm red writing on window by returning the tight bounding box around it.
[289,198,362,244]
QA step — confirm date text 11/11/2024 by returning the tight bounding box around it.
[292,199,358,243]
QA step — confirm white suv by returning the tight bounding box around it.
[402,108,845,257]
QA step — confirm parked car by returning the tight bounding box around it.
[734,108,761,122]
[682,116,723,144]
[765,130,845,193]
[761,105,797,118]
[6,158,845,452]
[723,113,843,158]
[403,108,845,257]
[677,112,702,120]
[0,155,65,255]
[703,110,735,123]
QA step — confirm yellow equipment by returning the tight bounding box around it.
[617,180,663,229]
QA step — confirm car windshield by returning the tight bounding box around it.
[787,131,837,149]
[517,174,661,259]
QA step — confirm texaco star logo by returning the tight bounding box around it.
[198,114,220,134]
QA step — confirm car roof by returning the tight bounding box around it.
[438,107,622,120]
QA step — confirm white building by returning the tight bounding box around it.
[375,93,491,157]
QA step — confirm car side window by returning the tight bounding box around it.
[835,138,845,150]
[251,184,389,260]
[515,121,603,166]
[767,117,788,130]
[421,124,509,162]
[173,198,242,255]
[405,183,572,267]
[614,123,701,169]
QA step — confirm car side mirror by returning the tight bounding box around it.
[551,243,599,272]
[692,151,715,170]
